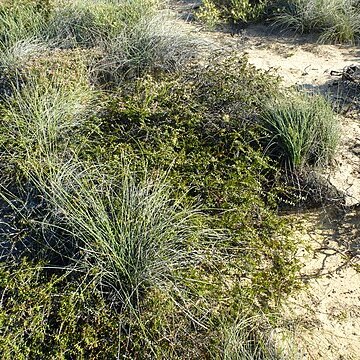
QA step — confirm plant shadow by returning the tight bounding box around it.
[301,205,360,280]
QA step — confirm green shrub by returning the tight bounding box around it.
[0,260,120,359]
[0,52,303,358]
[94,55,281,206]
[196,0,222,27]
[89,55,301,313]
[197,0,270,25]
[260,91,339,171]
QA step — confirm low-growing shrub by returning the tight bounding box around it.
[94,55,281,204]
[89,54,301,314]
[0,260,120,359]
[197,0,270,26]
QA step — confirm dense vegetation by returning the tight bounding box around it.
[0,0,340,358]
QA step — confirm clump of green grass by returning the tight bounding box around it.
[44,0,163,49]
[275,0,360,44]
[0,1,48,48]
[45,0,126,48]
[260,91,339,171]
[0,0,161,49]
[0,0,194,80]
[0,39,47,69]
[0,39,48,98]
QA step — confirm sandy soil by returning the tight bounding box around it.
[171,3,360,359]
[287,208,360,359]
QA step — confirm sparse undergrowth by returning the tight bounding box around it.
[197,0,360,44]
[275,0,360,44]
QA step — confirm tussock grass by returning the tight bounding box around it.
[0,39,47,98]
[260,91,339,171]
[0,39,47,69]
[0,2,47,48]
[276,0,360,44]
[44,0,162,48]
[45,0,125,48]
[94,12,200,81]
[0,73,94,177]
[32,161,208,306]
[0,0,162,49]
[222,315,298,360]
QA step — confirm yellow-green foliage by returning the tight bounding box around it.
[0,261,120,359]
[0,53,303,358]
[197,0,269,25]
[196,0,222,27]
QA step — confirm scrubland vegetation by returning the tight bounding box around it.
[198,0,360,44]
[0,0,344,358]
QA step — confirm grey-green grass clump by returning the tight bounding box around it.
[35,161,209,306]
[260,91,339,171]
[0,72,94,178]
[94,12,200,82]
[0,0,197,84]
[45,0,160,48]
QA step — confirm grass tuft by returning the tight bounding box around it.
[260,91,339,171]
[35,161,208,306]
[0,73,94,177]
[94,12,200,82]
[222,315,299,360]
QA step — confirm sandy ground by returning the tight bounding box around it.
[172,3,360,359]
[286,208,360,359]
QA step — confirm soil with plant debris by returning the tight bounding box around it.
[171,2,360,358]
